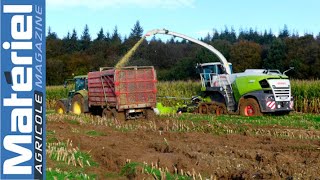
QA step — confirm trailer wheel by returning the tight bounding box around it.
[71,94,84,115]
[240,98,262,116]
[55,101,66,114]
[102,108,125,122]
[146,109,156,121]
[113,109,125,122]
[102,108,113,119]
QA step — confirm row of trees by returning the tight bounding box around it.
[47,21,320,85]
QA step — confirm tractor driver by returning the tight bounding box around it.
[75,78,85,91]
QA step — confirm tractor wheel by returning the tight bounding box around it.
[71,94,84,115]
[240,98,262,116]
[146,109,156,121]
[55,101,66,114]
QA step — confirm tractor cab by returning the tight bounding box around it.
[197,62,233,88]
[64,75,88,99]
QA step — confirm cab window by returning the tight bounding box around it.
[75,78,86,91]
[203,65,217,74]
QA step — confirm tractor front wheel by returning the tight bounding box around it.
[71,94,85,115]
[240,98,262,116]
[55,101,66,114]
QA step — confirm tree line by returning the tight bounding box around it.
[47,21,320,85]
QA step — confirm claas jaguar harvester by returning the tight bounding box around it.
[145,29,294,116]
[55,66,157,120]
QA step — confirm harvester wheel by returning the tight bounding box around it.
[55,101,66,114]
[209,102,226,115]
[199,103,209,114]
[215,106,223,116]
[71,94,84,115]
[219,103,227,115]
[240,98,262,116]
[146,109,156,121]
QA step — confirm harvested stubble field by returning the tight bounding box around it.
[46,112,320,179]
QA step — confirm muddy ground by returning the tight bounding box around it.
[47,114,320,179]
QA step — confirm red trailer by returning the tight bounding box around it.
[87,66,157,120]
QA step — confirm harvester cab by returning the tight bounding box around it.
[197,62,233,88]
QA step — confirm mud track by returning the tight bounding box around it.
[47,114,320,179]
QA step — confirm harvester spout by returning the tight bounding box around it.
[145,29,231,75]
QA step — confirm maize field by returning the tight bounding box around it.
[47,80,320,113]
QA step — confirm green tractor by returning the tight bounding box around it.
[55,75,88,115]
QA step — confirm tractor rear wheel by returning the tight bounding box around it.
[55,101,66,114]
[71,94,84,115]
[240,98,262,116]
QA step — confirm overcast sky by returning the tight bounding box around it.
[47,0,320,40]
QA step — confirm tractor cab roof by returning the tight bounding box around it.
[73,75,88,79]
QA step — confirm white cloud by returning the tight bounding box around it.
[47,0,195,9]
